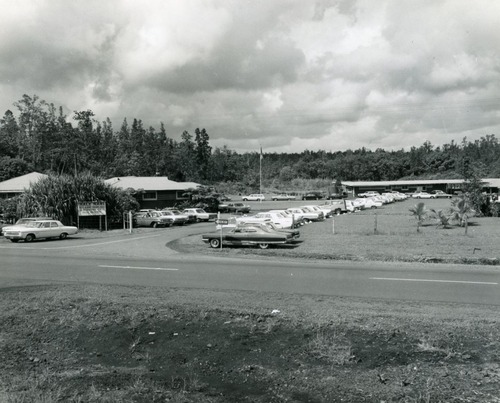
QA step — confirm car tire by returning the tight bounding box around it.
[242,198,248,201]
[210,238,221,248]
[152,222,158,228]
[335,209,342,215]
[371,206,377,209]
[59,233,68,240]
[258,243,269,249]
[25,234,35,242]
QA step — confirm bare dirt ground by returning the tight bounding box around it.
[1,283,499,402]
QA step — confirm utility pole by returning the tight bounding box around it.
[259,146,263,194]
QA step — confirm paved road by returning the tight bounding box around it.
[0,224,498,305]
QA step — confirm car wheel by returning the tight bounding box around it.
[242,198,248,201]
[371,206,377,209]
[25,234,35,242]
[59,232,68,240]
[152,222,158,228]
[258,243,269,249]
[210,238,221,248]
[272,198,277,201]
[335,209,341,215]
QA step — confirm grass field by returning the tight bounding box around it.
[176,197,500,265]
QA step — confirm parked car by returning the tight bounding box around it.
[431,190,453,198]
[357,197,383,209]
[218,202,251,214]
[286,207,322,223]
[412,191,436,199]
[239,221,300,240]
[326,193,346,199]
[302,204,333,218]
[269,209,304,227]
[2,216,52,236]
[242,194,265,201]
[160,210,189,225]
[237,211,293,229]
[322,200,348,215]
[134,211,173,228]
[202,225,293,249]
[358,191,380,198]
[301,191,324,200]
[3,219,78,243]
[165,208,196,223]
[300,206,325,221]
[182,208,217,222]
[271,194,296,201]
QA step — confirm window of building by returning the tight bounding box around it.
[142,191,157,201]
[176,191,188,200]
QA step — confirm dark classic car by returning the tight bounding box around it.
[301,191,324,200]
[202,225,293,249]
[218,202,251,214]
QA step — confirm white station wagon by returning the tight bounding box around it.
[2,219,78,243]
[242,194,265,201]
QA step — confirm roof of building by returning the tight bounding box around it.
[341,178,500,188]
[105,176,201,191]
[0,172,48,193]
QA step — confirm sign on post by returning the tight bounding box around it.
[215,219,228,249]
[77,201,107,231]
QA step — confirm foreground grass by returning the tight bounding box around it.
[1,285,499,402]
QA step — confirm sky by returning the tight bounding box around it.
[1,0,499,154]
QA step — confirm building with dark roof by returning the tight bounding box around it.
[105,176,201,209]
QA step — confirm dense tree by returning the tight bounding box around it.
[1,94,500,193]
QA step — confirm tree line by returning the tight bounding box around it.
[1,94,500,192]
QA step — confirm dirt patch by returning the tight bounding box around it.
[1,285,499,402]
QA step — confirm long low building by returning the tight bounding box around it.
[341,178,500,197]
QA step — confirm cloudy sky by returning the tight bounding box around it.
[1,0,499,153]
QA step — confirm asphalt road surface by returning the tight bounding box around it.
[0,224,498,306]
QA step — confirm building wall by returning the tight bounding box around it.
[138,190,190,210]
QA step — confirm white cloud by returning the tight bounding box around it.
[0,0,499,153]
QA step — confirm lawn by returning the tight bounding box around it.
[175,198,500,265]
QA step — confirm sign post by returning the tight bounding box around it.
[215,218,228,249]
[77,201,107,231]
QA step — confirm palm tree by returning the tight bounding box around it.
[409,202,427,232]
[449,197,474,227]
[430,208,451,229]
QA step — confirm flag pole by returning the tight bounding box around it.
[259,147,262,194]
